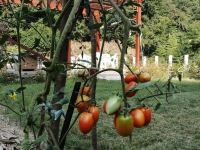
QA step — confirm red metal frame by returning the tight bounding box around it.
[135,0,143,67]
[67,40,71,63]
[93,10,101,52]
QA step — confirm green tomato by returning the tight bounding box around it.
[115,113,133,137]
[106,95,122,115]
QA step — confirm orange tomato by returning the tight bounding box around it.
[125,81,137,97]
[140,107,152,125]
[57,2,62,11]
[49,0,57,10]
[89,106,100,123]
[130,109,145,128]
[124,73,138,84]
[79,112,94,134]
[79,86,92,97]
[138,72,151,83]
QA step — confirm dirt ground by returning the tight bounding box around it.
[0,110,23,150]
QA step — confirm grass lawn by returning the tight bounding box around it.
[0,79,200,150]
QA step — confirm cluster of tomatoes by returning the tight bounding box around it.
[76,71,152,137]
[101,72,152,137]
[125,72,151,97]
[103,97,152,137]
[76,87,100,134]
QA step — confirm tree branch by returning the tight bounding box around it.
[48,0,82,70]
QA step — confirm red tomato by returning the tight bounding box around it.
[125,81,137,97]
[82,8,87,17]
[79,86,92,97]
[130,109,145,128]
[79,112,94,134]
[57,2,62,11]
[49,0,57,10]
[115,113,133,137]
[102,100,107,114]
[124,73,138,84]
[138,72,151,83]
[89,106,100,123]
[140,107,152,125]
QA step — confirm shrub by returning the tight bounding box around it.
[34,71,46,82]
[0,72,17,83]
[188,65,200,79]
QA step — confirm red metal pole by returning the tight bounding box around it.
[93,10,101,52]
[135,0,142,67]
[67,40,71,63]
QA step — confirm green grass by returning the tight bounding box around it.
[0,79,200,150]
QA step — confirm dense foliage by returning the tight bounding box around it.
[142,0,200,59]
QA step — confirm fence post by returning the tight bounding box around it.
[37,57,42,69]
[132,56,136,66]
[168,55,173,67]
[142,56,147,66]
[155,56,159,66]
[184,54,189,70]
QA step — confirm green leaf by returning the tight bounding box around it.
[56,97,68,105]
[31,38,40,49]
[135,81,157,90]
[43,61,52,67]
[125,0,142,7]
[16,87,26,93]
[55,63,66,72]
[0,34,9,45]
[32,134,48,146]
[154,102,161,111]
[88,23,103,29]
[100,9,110,15]
[127,80,159,95]
[22,138,31,150]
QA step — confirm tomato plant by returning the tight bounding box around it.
[89,106,100,123]
[115,113,133,137]
[130,109,145,128]
[125,81,137,97]
[79,112,94,134]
